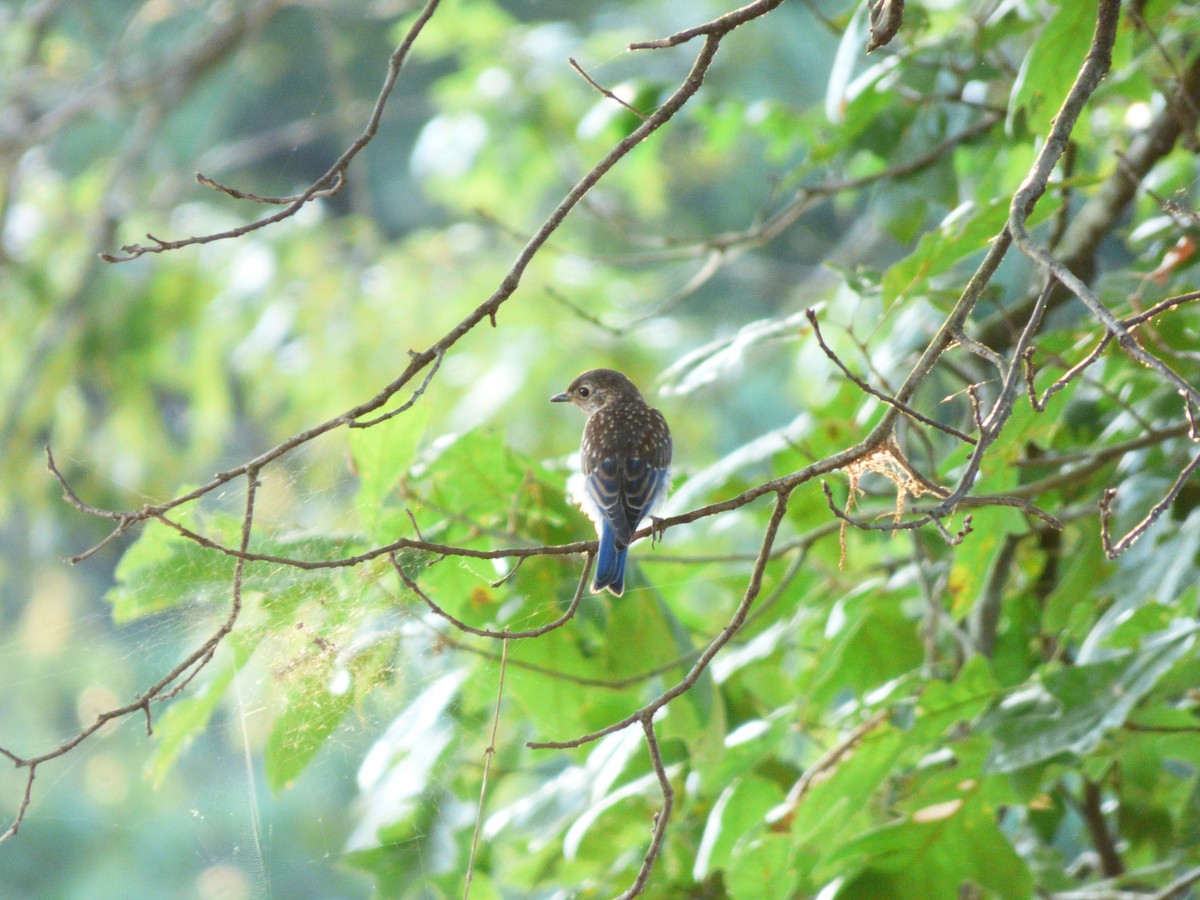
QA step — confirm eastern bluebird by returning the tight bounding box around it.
[551,369,672,596]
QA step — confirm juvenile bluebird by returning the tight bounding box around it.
[551,369,672,595]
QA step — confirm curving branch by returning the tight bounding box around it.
[614,717,675,900]
[528,490,791,751]
[806,309,978,445]
[392,552,593,640]
[0,468,261,841]
[434,538,814,692]
[1099,451,1200,558]
[101,0,445,262]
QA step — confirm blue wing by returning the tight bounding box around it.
[584,455,670,549]
[589,458,666,595]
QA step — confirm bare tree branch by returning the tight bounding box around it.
[628,0,786,50]
[0,468,260,841]
[569,57,647,121]
[528,491,790,750]
[1100,451,1200,558]
[807,309,978,445]
[392,552,593,640]
[614,717,675,900]
[101,0,443,261]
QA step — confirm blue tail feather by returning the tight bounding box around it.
[611,548,627,595]
[593,523,627,596]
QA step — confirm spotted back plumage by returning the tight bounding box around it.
[551,369,672,595]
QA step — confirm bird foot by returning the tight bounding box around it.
[650,516,666,545]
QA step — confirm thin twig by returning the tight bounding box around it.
[546,286,623,336]
[1154,867,1200,900]
[351,349,444,428]
[0,468,260,842]
[1013,425,1191,468]
[568,57,647,120]
[951,329,1005,371]
[1080,777,1125,877]
[603,113,1000,268]
[629,0,786,50]
[529,490,790,750]
[923,278,1057,519]
[806,309,978,445]
[1099,451,1200,558]
[195,171,344,205]
[1024,290,1200,411]
[443,542,812,691]
[103,0,445,261]
[766,708,890,825]
[463,635,508,900]
[392,552,593,640]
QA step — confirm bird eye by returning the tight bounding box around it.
[578,386,591,398]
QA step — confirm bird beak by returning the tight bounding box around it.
[550,392,570,403]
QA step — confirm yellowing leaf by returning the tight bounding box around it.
[911,798,963,823]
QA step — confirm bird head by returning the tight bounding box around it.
[550,368,642,415]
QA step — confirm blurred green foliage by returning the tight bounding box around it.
[2,0,1200,898]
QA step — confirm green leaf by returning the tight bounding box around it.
[727,831,797,899]
[109,519,363,623]
[696,775,787,883]
[946,510,1028,619]
[1008,1,1097,136]
[709,707,796,791]
[350,402,431,543]
[791,726,908,851]
[986,622,1198,773]
[792,656,1001,867]
[264,670,356,791]
[147,633,261,786]
[350,671,465,849]
[264,638,394,790]
[881,191,1065,308]
[803,590,925,712]
[407,428,574,548]
[881,199,1009,306]
[1043,528,1108,633]
[823,795,1032,900]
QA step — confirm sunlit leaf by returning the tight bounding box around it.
[822,795,1032,899]
[1008,1,1096,136]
